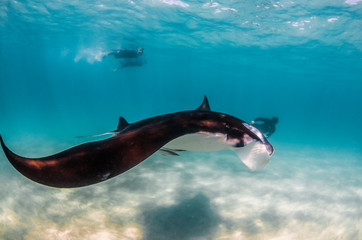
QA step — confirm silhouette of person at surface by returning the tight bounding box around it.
[251,117,278,138]
[107,47,145,71]
[107,47,143,59]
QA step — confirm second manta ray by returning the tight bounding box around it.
[0,96,274,188]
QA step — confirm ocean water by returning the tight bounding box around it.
[0,0,361,239]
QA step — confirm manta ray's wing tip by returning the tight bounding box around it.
[0,134,5,148]
[234,141,271,171]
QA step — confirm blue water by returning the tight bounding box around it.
[0,1,361,239]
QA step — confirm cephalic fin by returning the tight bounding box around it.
[233,141,270,171]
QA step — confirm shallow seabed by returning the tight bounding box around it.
[0,139,360,240]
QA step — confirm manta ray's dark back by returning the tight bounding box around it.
[0,96,273,188]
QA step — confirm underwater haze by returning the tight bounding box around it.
[0,0,361,239]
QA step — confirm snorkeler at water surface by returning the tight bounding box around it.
[107,47,143,59]
[106,47,145,71]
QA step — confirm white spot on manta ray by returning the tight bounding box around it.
[100,173,111,181]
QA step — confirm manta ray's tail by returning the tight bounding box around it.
[0,135,30,177]
[0,135,12,158]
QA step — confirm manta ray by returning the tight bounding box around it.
[0,96,274,188]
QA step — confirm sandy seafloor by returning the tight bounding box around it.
[0,136,361,240]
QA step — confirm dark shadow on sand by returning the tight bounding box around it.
[141,193,220,240]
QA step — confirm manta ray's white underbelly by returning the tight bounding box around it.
[162,132,270,171]
[163,132,236,152]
